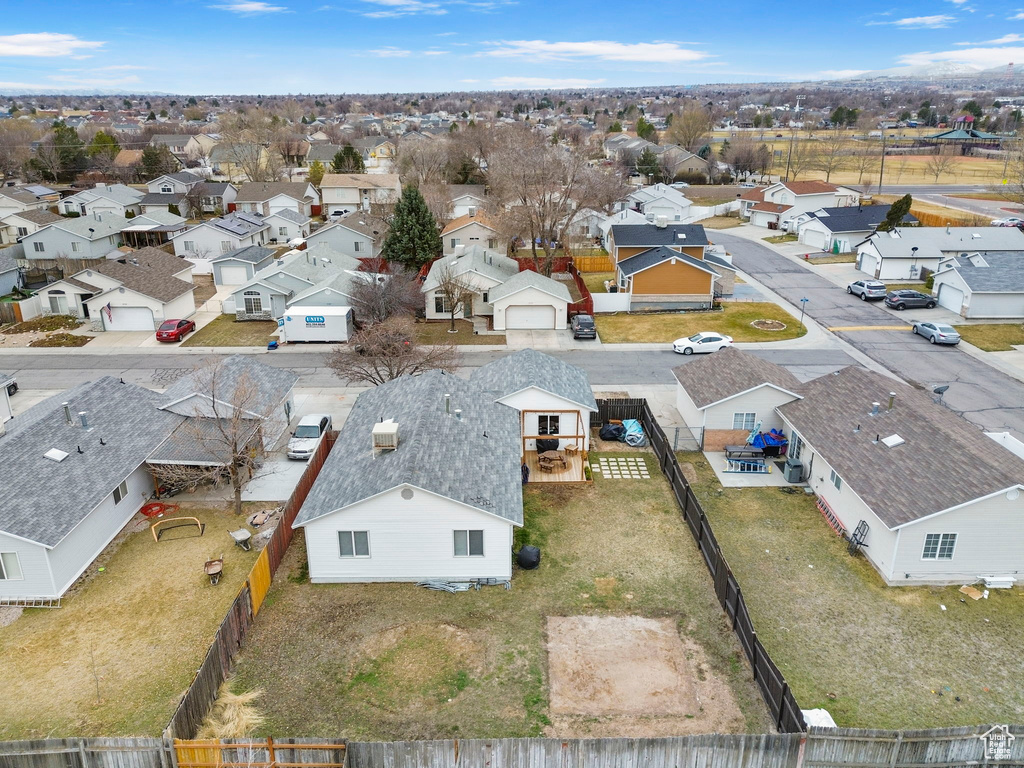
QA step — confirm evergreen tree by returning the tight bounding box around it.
[307,160,325,187]
[331,145,364,173]
[382,185,442,270]
[141,145,177,179]
[87,130,120,160]
[635,147,662,181]
[607,121,623,133]
[635,116,657,141]
[877,194,913,232]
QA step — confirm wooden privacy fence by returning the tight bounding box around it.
[164,433,338,740]
[572,253,615,272]
[0,738,173,768]
[565,263,593,317]
[173,739,346,768]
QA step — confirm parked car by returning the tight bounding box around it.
[328,209,351,220]
[847,280,888,301]
[991,217,1024,227]
[155,318,196,343]
[570,313,597,340]
[287,414,333,460]
[670,181,690,189]
[884,290,935,310]
[912,321,961,345]
[672,332,733,355]
[738,182,758,189]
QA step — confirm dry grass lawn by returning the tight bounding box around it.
[954,323,1024,351]
[595,302,807,344]
[182,316,278,347]
[581,271,615,294]
[807,254,857,264]
[701,216,742,229]
[681,452,1024,729]
[414,319,505,345]
[0,504,260,738]
[228,453,772,740]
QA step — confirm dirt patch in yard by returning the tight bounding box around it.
[546,615,744,737]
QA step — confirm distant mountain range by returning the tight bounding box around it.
[0,88,172,96]
[843,61,1020,81]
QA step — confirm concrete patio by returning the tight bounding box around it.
[703,450,804,488]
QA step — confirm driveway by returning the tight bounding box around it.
[714,230,1024,439]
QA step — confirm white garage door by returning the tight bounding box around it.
[219,265,250,285]
[505,305,555,330]
[801,228,828,250]
[858,252,878,277]
[104,306,155,331]
[937,284,965,314]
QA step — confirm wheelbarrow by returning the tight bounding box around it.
[204,555,224,585]
[228,528,252,551]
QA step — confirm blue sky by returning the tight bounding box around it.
[0,0,1022,94]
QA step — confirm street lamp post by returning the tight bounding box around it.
[799,297,809,330]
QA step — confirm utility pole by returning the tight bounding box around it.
[784,130,796,182]
[877,130,886,195]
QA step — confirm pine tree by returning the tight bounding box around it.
[382,185,442,270]
[877,194,913,232]
[307,160,325,187]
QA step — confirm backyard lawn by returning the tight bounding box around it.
[954,323,1024,352]
[0,504,261,738]
[594,302,807,344]
[679,452,1024,729]
[182,316,278,347]
[229,452,772,740]
[701,216,742,230]
[414,319,505,345]
[581,271,615,294]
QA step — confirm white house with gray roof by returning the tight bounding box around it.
[293,370,523,583]
[857,227,1024,280]
[170,212,269,273]
[21,211,130,260]
[489,269,572,331]
[0,208,62,245]
[422,245,518,322]
[212,245,278,286]
[931,252,1024,318]
[60,183,143,218]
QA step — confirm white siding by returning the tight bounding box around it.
[443,222,499,254]
[162,291,196,322]
[0,532,55,599]
[492,286,568,331]
[47,465,152,596]
[703,386,800,432]
[674,385,704,444]
[965,293,1024,319]
[496,388,592,451]
[301,486,514,582]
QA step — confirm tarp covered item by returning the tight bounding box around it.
[599,423,626,441]
[622,419,647,447]
[517,546,541,570]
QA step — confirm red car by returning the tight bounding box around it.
[156,318,196,342]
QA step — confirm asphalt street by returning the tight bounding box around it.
[714,231,1024,437]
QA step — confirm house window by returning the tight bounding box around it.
[161,185,172,194]
[16,226,27,237]
[482,291,489,303]
[112,480,129,505]
[33,241,44,252]
[790,433,804,461]
[354,241,362,252]
[278,227,288,237]
[454,530,484,557]
[830,469,842,491]
[922,533,957,560]
[487,238,497,249]
[338,530,370,558]
[450,238,460,248]
[71,241,81,252]
[48,294,68,314]
[0,552,23,581]
[220,241,232,253]
[538,414,561,435]
[243,291,263,314]
[732,412,756,431]
[434,294,450,314]
[183,240,196,252]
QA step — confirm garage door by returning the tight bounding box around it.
[104,306,155,331]
[858,252,878,277]
[937,284,965,314]
[505,305,555,330]
[801,228,827,250]
[219,265,250,286]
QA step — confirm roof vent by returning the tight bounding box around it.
[62,401,73,424]
[79,411,91,431]
[881,434,905,448]
[372,419,399,451]
[44,448,69,462]
[870,402,880,416]
[677,233,686,240]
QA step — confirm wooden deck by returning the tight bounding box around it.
[523,450,585,483]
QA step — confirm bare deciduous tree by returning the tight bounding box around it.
[785,137,817,181]
[812,129,851,183]
[328,316,460,386]
[349,260,423,324]
[664,107,713,153]
[924,150,957,183]
[219,111,285,182]
[0,121,39,179]
[433,261,475,333]
[851,148,881,186]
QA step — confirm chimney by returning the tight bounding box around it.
[444,393,451,415]
[871,402,880,416]
[455,408,462,421]
[79,411,91,431]
[94,211,102,222]
[468,206,477,217]
[62,402,73,425]
[887,392,896,411]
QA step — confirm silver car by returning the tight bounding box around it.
[847,280,887,301]
[912,322,961,346]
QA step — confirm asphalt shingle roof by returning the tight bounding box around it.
[487,269,572,303]
[6,209,62,226]
[806,204,917,233]
[141,192,185,206]
[212,245,275,265]
[778,366,1024,528]
[941,252,1024,292]
[83,254,193,303]
[867,227,1024,254]
[159,355,298,418]
[610,223,709,247]
[617,245,717,277]
[422,245,518,292]
[0,378,184,547]
[294,370,523,527]
[471,348,597,411]
[48,212,130,240]
[672,347,803,409]
[234,182,313,203]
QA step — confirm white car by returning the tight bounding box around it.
[991,217,1023,227]
[672,332,733,355]
[287,414,333,460]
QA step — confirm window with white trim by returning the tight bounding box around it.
[338,530,370,557]
[33,241,44,252]
[923,533,957,560]
[790,433,804,460]
[71,241,81,252]
[354,241,362,252]
[487,238,497,249]
[732,412,756,431]
[450,237,460,248]
[830,469,842,491]
[16,226,27,237]
[112,480,129,505]
[161,185,173,194]
[183,240,196,252]
[278,227,288,237]
[0,552,23,580]
[434,294,450,314]
[454,530,484,557]
[537,414,561,435]
[220,240,232,253]
[243,291,263,314]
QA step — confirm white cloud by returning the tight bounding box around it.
[482,40,709,63]
[898,45,1024,68]
[423,50,449,55]
[95,64,151,71]
[437,31,457,35]
[490,76,606,88]
[368,47,412,57]
[0,33,105,57]
[867,14,955,28]
[210,1,288,14]
[819,69,869,78]
[956,33,1024,44]
[358,0,445,17]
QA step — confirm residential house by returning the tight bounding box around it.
[305,212,385,261]
[265,209,312,244]
[37,247,195,331]
[233,181,320,218]
[149,134,190,163]
[140,171,203,217]
[184,134,219,165]
[0,251,19,296]
[0,372,14,425]
[422,245,518,321]
[489,270,572,331]
[441,211,501,254]
[931,252,1024,318]
[349,137,397,173]
[113,149,144,178]
[293,370,523,583]
[796,205,918,253]
[209,143,272,182]
[743,181,859,229]
[598,208,648,243]
[620,183,693,223]
[120,211,189,249]
[608,222,737,309]
[194,181,236,215]
[320,173,401,215]
[0,208,62,245]
[448,184,487,219]
[0,186,58,220]
[211,245,278,286]
[59,184,144,218]
[856,227,1024,280]
[22,211,129,260]
[170,212,269,272]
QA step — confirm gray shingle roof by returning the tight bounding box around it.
[159,356,298,418]
[672,347,803,409]
[78,249,193,303]
[867,227,1024,254]
[778,366,1024,528]
[212,245,275,265]
[471,348,597,411]
[201,212,267,237]
[234,182,312,203]
[6,208,62,226]
[266,208,309,225]
[422,246,518,292]
[48,212,130,240]
[939,252,1024,292]
[294,370,523,527]
[806,204,917,233]
[141,192,185,206]
[488,269,572,303]
[611,223,709,247]
[0,250,16,275]
[197,182,234,197]
[0,378,184,547]
[618,245,718,277]
[148,418,260,466]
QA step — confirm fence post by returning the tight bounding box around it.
[77,738,89,768]
[751,632,759,680]
[776,682,789,731]
[267,736,276,768]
